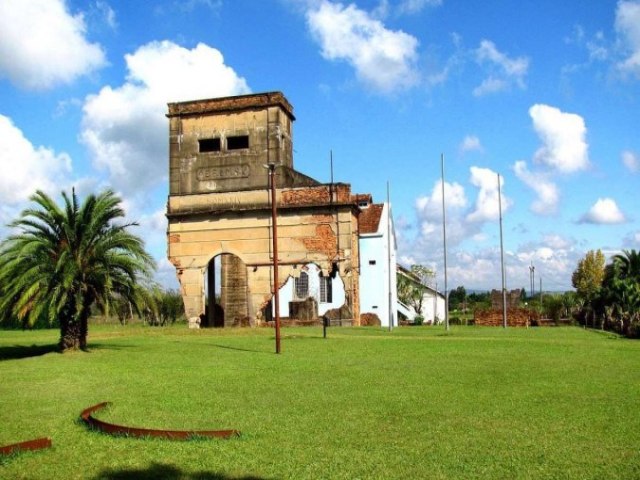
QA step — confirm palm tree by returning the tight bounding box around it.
[612,249,640,281]
[0,189,155,351]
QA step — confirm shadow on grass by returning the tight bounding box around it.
[86,343,138,352]
[0,344,59,361]
[209,344,272,354]
[94,462,268,480]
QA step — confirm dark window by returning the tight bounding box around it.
[320,275,332,303]
[199,138,221,152]
[294,272,309,299]
[369,260,376,265]
[227,135,249,150]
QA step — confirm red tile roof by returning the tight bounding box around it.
[359,203,384,234]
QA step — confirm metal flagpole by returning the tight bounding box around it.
[441,154,449,331]
[498,173,507,328]
[387,181,393,332]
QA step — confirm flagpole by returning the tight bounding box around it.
[441,154,449,331]
[498,173,507,328]
[387,181,393,332]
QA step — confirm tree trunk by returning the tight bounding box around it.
[59,319,82,351]
[59,309,89,351]
[79,313,88,351]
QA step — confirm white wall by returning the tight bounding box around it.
[276,263,345,318]
[359,203,397,327]
[420,290,446,324]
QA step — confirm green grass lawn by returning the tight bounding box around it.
[1,325,639,479]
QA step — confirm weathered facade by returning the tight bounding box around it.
[166,92,363,327]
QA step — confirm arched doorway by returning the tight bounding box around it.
[204,253,249,327]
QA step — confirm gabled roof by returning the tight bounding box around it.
[396,264,445,299]
[359,203,384,234]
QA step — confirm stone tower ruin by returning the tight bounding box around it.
[166,92,363,327]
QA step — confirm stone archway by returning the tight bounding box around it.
[204,253,249,328]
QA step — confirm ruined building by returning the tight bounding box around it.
[166,92,371,327]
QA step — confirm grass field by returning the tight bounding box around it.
[1,325,639,479]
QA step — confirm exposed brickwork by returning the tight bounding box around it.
[301,224,338,260]
[352,193,372,205]
[360,312,381,326]
[490,289,522,309]
[281,184,354,207]
[474,308,539,327]
[167,91,294,120]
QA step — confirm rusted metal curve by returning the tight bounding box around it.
[0,438,52,456]
[80,402,240,440]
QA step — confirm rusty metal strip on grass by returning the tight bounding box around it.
[0,438,52,456]
[80,402,240,440]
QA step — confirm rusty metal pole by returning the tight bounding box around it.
[269,163,282,354]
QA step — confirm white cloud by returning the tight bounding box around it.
[176,0,223,13]
[306,1,419,93]
[413,166,512,250]
[473,40,529,96]
[473,77,508,97]
[425,33,465,88]
[95,1,117,29]
[416,180,467,220]
[466,167,510,223]
[80,41,250,196]
[415,179,469,246]
[542,234,574,250]
[579,198,627,224]
[623,230,640,247]
[459,135,483,155]
[622,149,640,173]
[0,0,106,90]
[397,0,442,15]
[513,160,560,215]
[529,104,589,173]
[0,114,73,204]
[615,0,640,76]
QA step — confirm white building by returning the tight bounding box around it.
[358,200,397,327]
[397,265,447,324]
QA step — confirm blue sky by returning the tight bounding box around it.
[0,0,639,293]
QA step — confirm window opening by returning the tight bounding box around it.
[294,272,309,299]
[227,135,249,150]
[199,138,221,152]
[320,275,332,303]
[369,260,376,265]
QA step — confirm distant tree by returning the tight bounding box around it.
[571,250,605,301]
[599,250,640,335]
[449,286,467,311]
[0,189,155,351]
[139,286,185,326]
[467,291,491,310]
[571,249,606,327]
[561,291,578,319]
[542,294,564,322]
[612,249,640,282]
